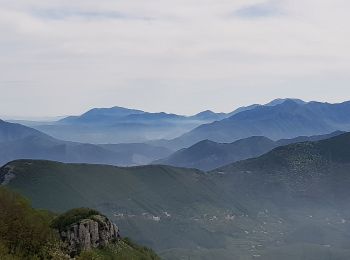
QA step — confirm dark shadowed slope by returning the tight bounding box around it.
[165,100,350,149]
[0,120,172,166]
[155,131,344,170]
[154,136,276,170]
[212,132,350,208]
[0,119,48,142]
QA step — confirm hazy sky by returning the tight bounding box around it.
[0,0,350,117]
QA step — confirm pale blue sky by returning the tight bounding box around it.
[0,0,349,117]
[234,1,282,18]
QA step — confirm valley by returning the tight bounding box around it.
[1,99,350,259]
[2,2,349,258]
[2,132,350,259]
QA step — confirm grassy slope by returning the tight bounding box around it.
[0,186,160,260]
[77,238,160,260]
[3,133,350,259]
[156,131,344,171]
[1,161,243,254]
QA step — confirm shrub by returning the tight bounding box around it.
[122,238,160,260]
[0,187,160,259]
[51,208,102,230]
[0,187,58,259]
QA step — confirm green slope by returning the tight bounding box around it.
[3,133,350,259]
[0,161,243,254]
[0,186,159,259]
[155,131,344,171]
[213,132,350,205]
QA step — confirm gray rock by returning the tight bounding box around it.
[59,215,120,257]
[0,165,16,185]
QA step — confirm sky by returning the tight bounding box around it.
[0,0,350,117]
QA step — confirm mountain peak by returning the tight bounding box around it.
[191,110,226,121]
[265,98,306,107]
[82,106,144,116]
[195,110,216,116]
[59,106,145,124]
[195,139,218,146]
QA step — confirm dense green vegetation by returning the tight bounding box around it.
[0,187,63,259]
[78,238,160,260]
[0,187,160,259]
[0,160,231,254]
[51,208,102,230]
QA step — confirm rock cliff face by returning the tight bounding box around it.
[0,165,17,185]
[58,214,120,257]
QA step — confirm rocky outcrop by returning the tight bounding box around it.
[58,214,120,257]
[0,165,16,185]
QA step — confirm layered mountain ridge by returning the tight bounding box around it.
[155,131,344,170]
[162,99,350,149]
[19,98,313,144]
[0,120,171,166]
[3,132,350,259]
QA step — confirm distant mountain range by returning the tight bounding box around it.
[2,116,345,170]
[3,132,350,259]
[0,120,171,166]
[28,107,231,144]
[154,131,344,170]
[59,106,145,124]
[2,98,350,167]
[17,98,305,144]
[2,97,350,167]
[59,103,257,125]
[161,99,350,149]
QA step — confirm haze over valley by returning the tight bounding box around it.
[2,98,350,259]
[1,0,350,259]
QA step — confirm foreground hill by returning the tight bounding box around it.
[165,99,350,149]
[3,133,350,259]
[0,161,234,256]
[0,187,159,259]
[155,131,344,170]
[0,120,171,166]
